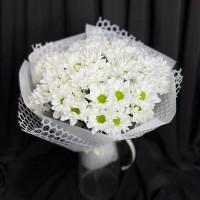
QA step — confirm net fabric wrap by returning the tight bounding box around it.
[18,96,99,151]
[18,18,183,152]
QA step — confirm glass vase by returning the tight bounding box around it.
[78,142,120,200]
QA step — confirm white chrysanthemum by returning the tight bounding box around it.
[28,97,50,114]
[61,96,88,125]
[87,108,112,134]
[28,84,50,113]
[35,52,67,83]
[64,52,83,73]
[132,78,161,110]
[41,66,69,91]
[113,59,142,81]
[51,83,72,113]
[81,50,102,66]
[156,75,172,95]
[127,105,154,124]
[154,56,172,94]
[104,47,125,63]
[108,111,132,135]
[107,78,132,110]
[137,56,172,94]
[70,64,111,89]
[85,83,113,109]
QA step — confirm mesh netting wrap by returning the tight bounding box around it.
[18,18,183,152]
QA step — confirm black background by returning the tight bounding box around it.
[1,0,200,199]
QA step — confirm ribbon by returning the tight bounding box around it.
[121,139,136,171]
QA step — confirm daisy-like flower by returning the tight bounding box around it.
[28,84,50,113]
[113,59,142,81]
[28,97,50,114]
[107,78,132,110]
[61,96,88,125]
[64,52,83,73]
[109,111,132,135]
[132,78,161,110]
[85,82,113,109]
[87,108,112,134]
[35,52,67,82]
[51,83,72,116]
[156,75,172,95]
[41,66,68,91]
[104,47,125,63]
[70,65,110,89]
[137,56,159,78]
[135,56,172,95]
[81,50,102,66]
[127,104,154,124]
[154,56,172,94]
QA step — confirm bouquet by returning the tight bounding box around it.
[18,18,182,152]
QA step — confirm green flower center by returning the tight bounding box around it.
[60,98,64,105]
[97,94,107,104]
[113,117,121,126]
[124,70,128,73]
[139,91,146,100]
[134,105,142,111]
[73,63,81,69]
[96,115,106,123]
[115,91,124,101]
[75,62,81,66]
[71,107,80,115]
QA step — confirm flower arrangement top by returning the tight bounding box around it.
[28,35,172,136]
